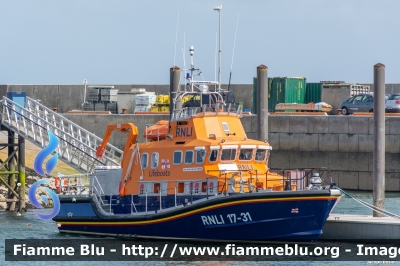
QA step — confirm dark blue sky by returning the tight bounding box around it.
[1,0,399,84]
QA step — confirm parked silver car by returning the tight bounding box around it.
[338,94,374,115]
[385,94,400,113]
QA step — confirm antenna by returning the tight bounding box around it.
[214,31,217,91]
[173,9,180,67]
[228,12,240,91]
[213,5,222,91]
[190,46,194,92]
[181,47,186,89]
[182,32,187,90]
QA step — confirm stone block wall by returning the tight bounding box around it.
[264,115,400,191]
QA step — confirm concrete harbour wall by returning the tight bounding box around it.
[3,83,400,115]
[0,84,254,114]
[63,114,400,192]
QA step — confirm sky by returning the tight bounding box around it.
[0,0,399,85]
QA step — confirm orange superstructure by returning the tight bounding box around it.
[96,92,286,198]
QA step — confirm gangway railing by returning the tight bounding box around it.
[0,96,123,174]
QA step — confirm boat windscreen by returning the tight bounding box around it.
[239,149,253,161]
[255,149,266,161]
[221,149,236,161]
[209,150,218,163]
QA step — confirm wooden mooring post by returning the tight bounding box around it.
[0,129,26,213]
[7,130,16,211]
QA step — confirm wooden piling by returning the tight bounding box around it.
[18,136,26,213]
[7,130,16,211]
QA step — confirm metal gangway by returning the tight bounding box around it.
[0,96,123,174]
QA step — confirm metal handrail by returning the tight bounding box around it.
[91,176,105,196]
[144,123,162,142]
[268,167,327,191]
[0,96,123,174]
[91,193,114,216]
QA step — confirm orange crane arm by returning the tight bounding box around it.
[96,123,138,163]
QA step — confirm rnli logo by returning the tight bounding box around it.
[28,130,60,220]
[176,127,193,137]
[237,164,254,171]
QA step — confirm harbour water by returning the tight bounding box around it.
[1,191,400,265]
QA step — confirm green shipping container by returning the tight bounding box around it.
[253,77,306,112]
[305,83,322,103]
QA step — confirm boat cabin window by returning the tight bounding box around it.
[141,153,148,169]
[255,149,267,161]
[196,149,206,164]
[209,181,215,193]
[221,149,236,161]
[151,152,159,169]
[173,151,183,165]
[239,149,253,161]
[209,150,219,163]
[185,150,194,164]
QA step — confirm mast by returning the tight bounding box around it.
[213,5,222,91]
[190,46,194,92]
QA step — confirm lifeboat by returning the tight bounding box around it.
[143,120,169,141]
[54,39,342,244]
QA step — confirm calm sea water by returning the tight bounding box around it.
[1,191,400,266]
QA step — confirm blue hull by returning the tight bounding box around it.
[53,190,339,242]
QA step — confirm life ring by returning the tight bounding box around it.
[256,181,263,189]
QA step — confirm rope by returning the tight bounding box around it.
[333,186,400,219]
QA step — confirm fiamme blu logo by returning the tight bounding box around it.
[28,130,60,220]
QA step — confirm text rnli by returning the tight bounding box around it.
[237,164,254,171]
[176,127,193,137]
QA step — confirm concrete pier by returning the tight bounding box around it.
[321,214,400,240]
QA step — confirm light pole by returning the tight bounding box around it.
[213,5,222,91]
[82,79,87,106]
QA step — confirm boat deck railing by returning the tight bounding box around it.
[144,123,164,142]
[267,167,328,191]
[169,89,244,120]
[56,174,89,195]
[171,103,243,121]
[82,167,330,217]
